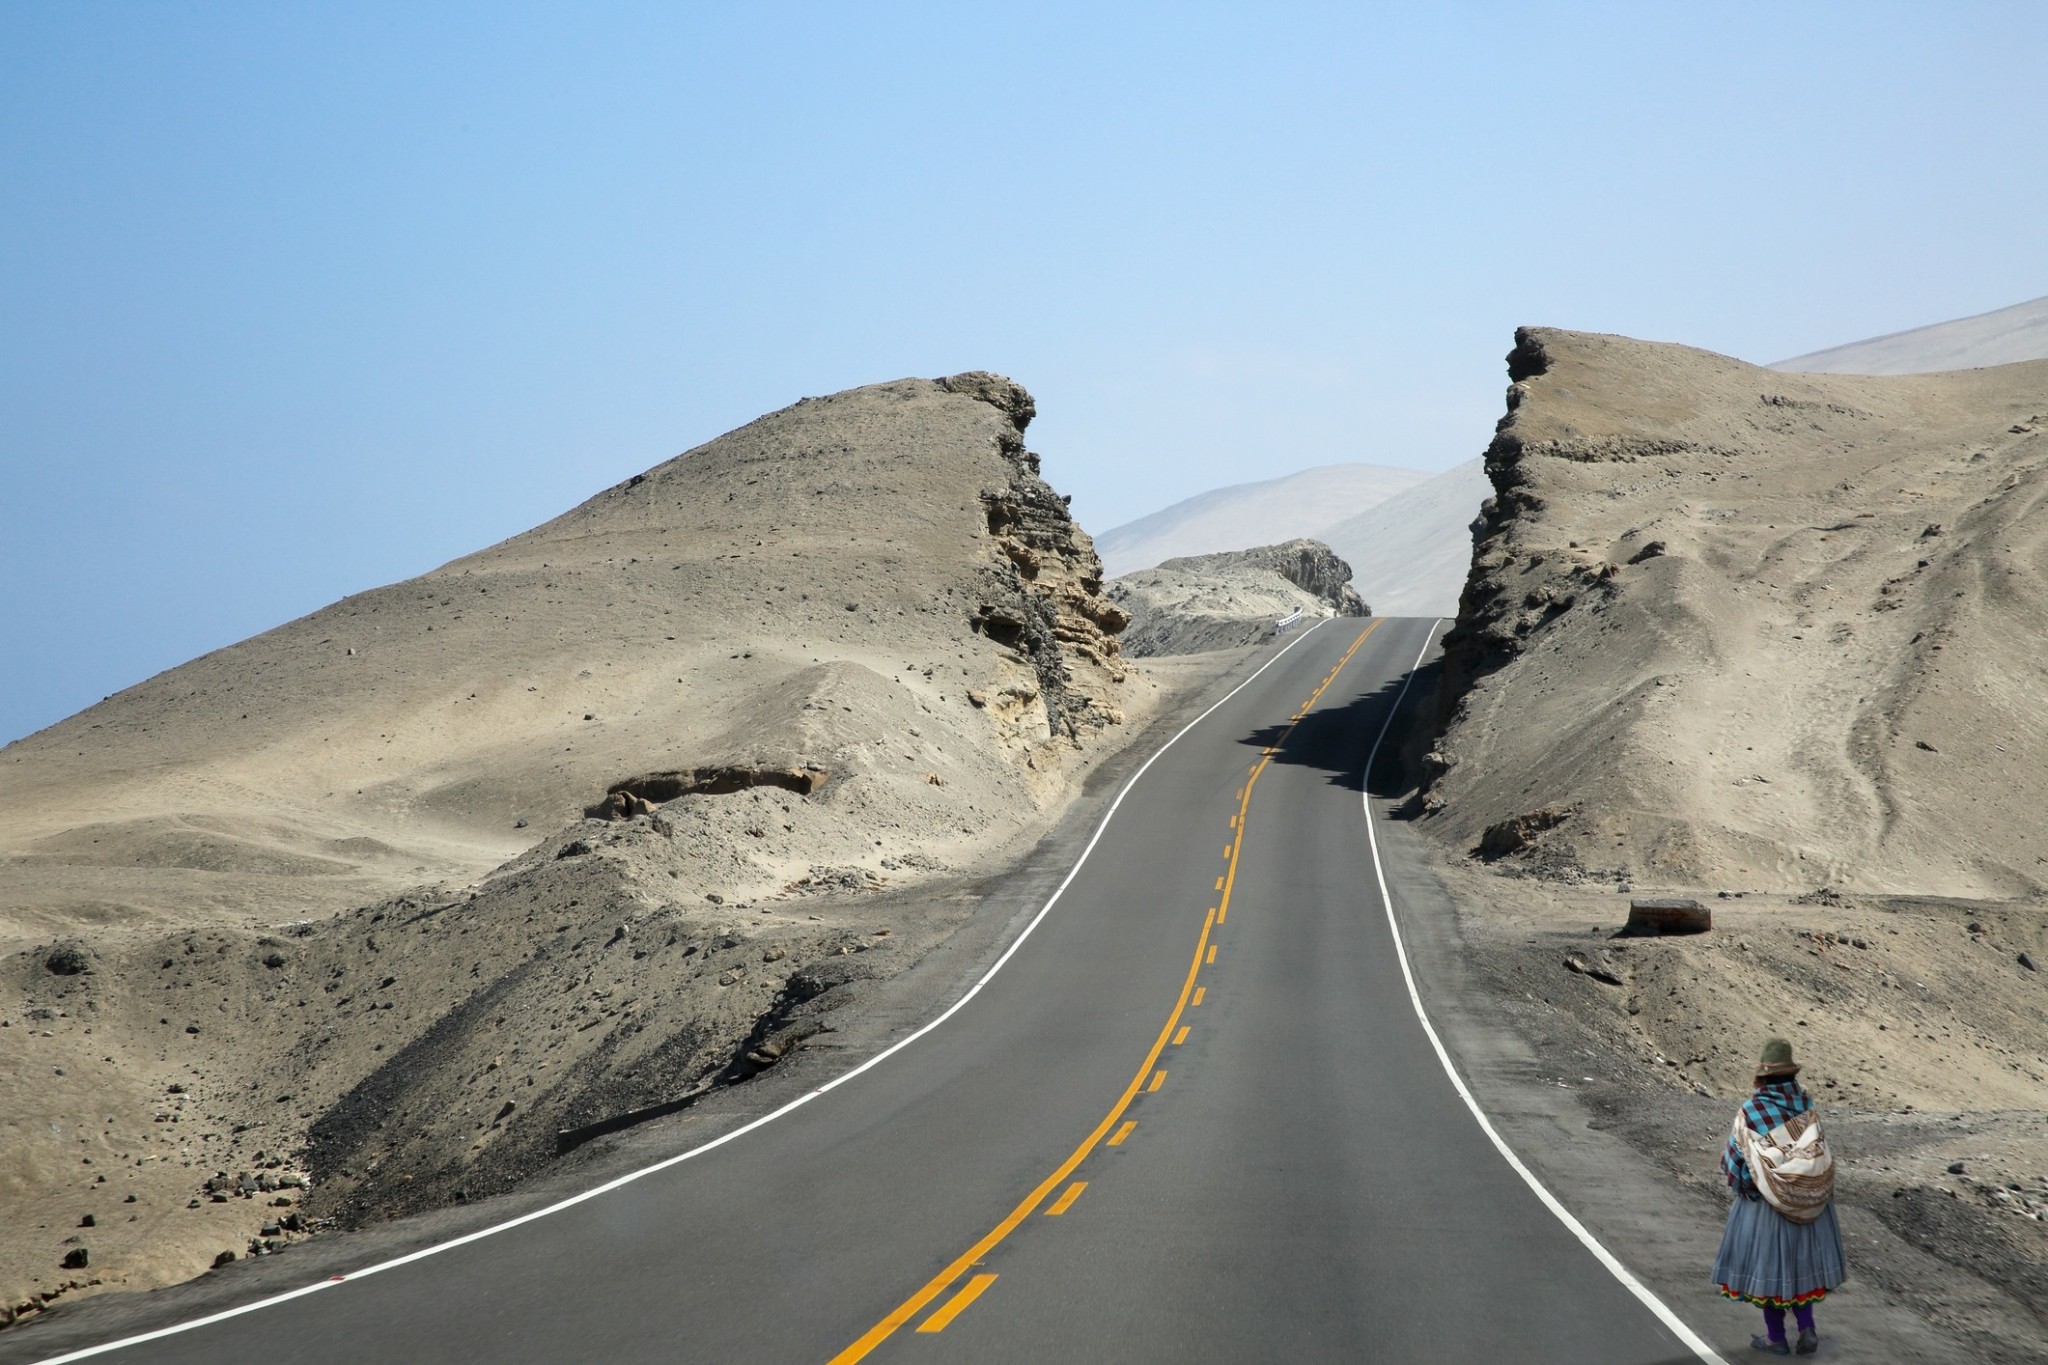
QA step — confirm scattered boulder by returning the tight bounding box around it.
[1563,954,1624,986]
[1621,898,1713,936]
[43,943,91,976]
[1476,806,1573,860]
[584,791,657,821]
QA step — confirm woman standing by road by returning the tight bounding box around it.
[1713,1037,1848,1355]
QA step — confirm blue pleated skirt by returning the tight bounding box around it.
[1712,1194,1848,1307]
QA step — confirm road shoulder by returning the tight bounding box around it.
[1374,786,1974,1361]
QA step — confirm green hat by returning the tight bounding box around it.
[1755,1036,1800,1078]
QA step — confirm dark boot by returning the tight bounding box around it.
[1751,1335,1791,1355]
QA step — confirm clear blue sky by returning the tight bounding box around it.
[4,3,2044,744]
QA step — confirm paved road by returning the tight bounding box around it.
[26,617,1716,1364]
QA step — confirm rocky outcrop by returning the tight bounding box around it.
[1432,328,1575,726]
[588,766,830,819]
[1155,539,1369,616]
[1108,538,1366,657]
[952,372,1131,737]
[1422,324,2048,893]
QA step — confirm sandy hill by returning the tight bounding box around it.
[1093,462,1430,578]
[1108,539,1366,656]
[1773,293,2048,375]
[1426,327,2048,897]
[0,372,1165,1318]
[1318,457,1490,618]
[1413,329,2048,1349]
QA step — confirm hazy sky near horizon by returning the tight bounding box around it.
[5,3,2045,744]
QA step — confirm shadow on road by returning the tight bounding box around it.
[1235,652,1445,806]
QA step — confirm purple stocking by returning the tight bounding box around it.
[1761,1305,1787,1342]
[1793,1303,1815,1334]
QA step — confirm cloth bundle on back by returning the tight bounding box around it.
[1711,1037,1848,1356]
[1736,1097,1834,1223]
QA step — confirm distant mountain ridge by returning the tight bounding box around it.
[1093,463,1430,578]
[1095,293,2048,621]
[1772,293,2048,375]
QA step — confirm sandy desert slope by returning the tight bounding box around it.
[1774,294,2048,376]
[0,372,1177,1320]
[1424,327,2048,898]
[1319,457,1490,618]
[1410,328,2048,1356]
[1093,462,1429,577]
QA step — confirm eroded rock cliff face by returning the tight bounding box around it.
[1109,538,1366,657]
[1165,539,1369,615]
[1424,326,2048,894]
[950,372,1132,738]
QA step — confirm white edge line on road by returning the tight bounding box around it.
[30,622,1336,1364]
[1359,619,1729,1365]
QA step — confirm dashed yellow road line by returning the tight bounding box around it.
[823,896,1215,1364]
[916,1274,998,1333]
[1172,1026,1190,1046]
[827,621,1379,1364]
[1205,944,1218,965]
[1045,1182,1087,1216]
[1147,1069,1167,1093]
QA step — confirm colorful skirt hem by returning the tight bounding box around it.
[1717,1283,1830,1309]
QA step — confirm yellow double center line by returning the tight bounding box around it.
[828,621,1380,1362]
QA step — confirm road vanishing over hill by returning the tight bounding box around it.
[19,617,1720,1365]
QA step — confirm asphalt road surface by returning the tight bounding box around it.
[25,617,1720,1364]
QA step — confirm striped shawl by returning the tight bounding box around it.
[1723,1081,1834,1224]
